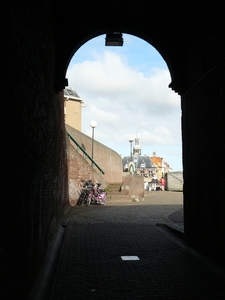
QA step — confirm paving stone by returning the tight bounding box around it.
[50,192,225,299]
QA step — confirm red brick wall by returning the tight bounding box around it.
[67,136,108,206]
[66,125,123,184]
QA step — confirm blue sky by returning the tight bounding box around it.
[66,34,182,171]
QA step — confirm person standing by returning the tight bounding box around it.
[160,177,166,191]
[151,174,157,191]
[144,181,148,191]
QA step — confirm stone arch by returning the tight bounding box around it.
[55,27,184,95]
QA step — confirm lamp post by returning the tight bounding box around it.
[129,138,133,161]
[90,120,97,161]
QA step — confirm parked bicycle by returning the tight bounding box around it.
[76,180,94,206]
[87,182,107,206]
[77,180,107,206]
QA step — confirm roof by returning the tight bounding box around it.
[64,88,82,101]
[123,155,155,169]
[150,156,163,167]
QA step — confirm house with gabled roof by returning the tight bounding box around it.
[150,152,171,180]
[64,87,86,131]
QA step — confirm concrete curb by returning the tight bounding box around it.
[29,225,67,300]
[157,224,225,282]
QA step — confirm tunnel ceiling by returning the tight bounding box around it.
[54,1,223,95]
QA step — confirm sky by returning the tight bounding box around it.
[66,34,183,171]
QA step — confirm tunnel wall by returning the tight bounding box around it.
[1,3,69,299]
[182,16,225,263]
[182,59,225,264]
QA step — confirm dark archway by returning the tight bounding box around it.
[1,2,225,298]
[54,5,225,265]
[54,2,188,94]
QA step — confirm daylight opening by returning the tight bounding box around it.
[64,33,183,206]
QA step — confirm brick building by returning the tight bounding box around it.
[64,87,85,131]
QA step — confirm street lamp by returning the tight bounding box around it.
[90,120,97,160]
[129,138,133,161]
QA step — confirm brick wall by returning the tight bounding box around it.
[67,136,108,206]
[66,125,123,184]
[1,3,69,298]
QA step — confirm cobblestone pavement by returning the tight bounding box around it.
[50,192,225,299]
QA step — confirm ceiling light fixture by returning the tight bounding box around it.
[105,32,123,46]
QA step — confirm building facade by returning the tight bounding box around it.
[150,152,171,180]
[122,134,157,177]
[64,87,85,131]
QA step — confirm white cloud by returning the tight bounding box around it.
[66,40,182,171]
[67,51,180,115]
